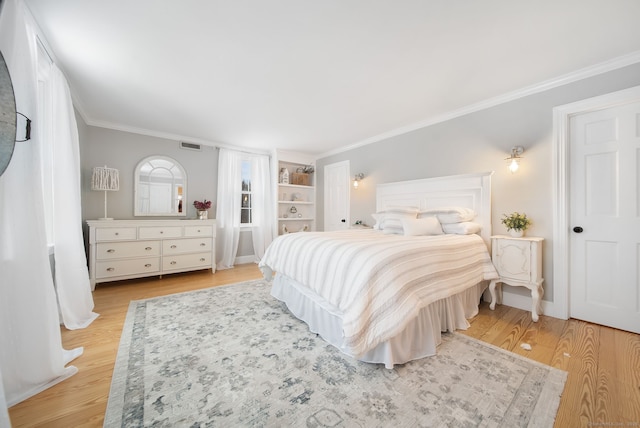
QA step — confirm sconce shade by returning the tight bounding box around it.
[92,166,119,220]
[505,146,524,173]
[353,173,364,188]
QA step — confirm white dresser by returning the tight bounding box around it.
[87,219,216,290]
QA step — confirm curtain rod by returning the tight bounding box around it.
[215,146,271,157]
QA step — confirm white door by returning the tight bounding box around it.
[569,101,640,333]
[324,161,350,231]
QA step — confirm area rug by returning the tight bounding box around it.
[104,279,567,427]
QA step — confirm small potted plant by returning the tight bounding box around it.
[193,199,212,220]
[501,212,531,237]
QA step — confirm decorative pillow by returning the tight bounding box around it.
[374,207,419,233]
[418,207,476,224]
[371,213,382,230]
[442,221,482,235]
[382,226,404,235]
[402,217,444,236]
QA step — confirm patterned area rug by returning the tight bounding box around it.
[104,279,566,427]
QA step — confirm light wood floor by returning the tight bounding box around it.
[8,264,640,427]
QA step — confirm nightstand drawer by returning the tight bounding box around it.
[493,238,532,282]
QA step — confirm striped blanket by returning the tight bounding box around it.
[259,229,499,357]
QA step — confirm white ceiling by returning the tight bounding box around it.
[22,0,640,156]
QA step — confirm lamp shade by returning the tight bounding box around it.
[92,166,119,220]
[91,166,120,191]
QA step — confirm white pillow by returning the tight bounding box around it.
[375,207,418,232]
[382,226,404,235]
[418,207,476,224]
[442,221,482,235]
[371,213,382,230]
[402,217,444,236]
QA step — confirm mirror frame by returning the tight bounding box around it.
[0,50,17,178]
[134,155,187,217]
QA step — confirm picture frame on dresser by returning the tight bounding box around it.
[87,219,216,290]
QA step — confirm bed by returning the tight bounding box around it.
[259,172,498,368]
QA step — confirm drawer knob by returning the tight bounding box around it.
[107,249,115,253]
[106,267,115,272]
[160,231,164,234]
[114,232,119,236]
[145,247,152,251]
[197,229,201,232]
[200,258,205,262]
[171,261,177,265]
[145,263,152,268]
[171,245,177,249]
[200,243,206,246]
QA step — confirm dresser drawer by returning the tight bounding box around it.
[163,252,211,271]
[95,227,137,241]
[184,225,214,237]
[163,238,212,255]
[95,257,160,279]
[96,241,160,260]
[139,226,182,239]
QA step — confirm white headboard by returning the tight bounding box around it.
[376,171,494,248]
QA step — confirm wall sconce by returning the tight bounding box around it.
[506,146,524,173]
[353,173,364,189]
[91,165,120,220]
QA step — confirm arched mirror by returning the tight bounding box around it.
[134,155,187,216]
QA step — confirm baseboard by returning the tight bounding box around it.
[234,255,256,265]
[482,289,566,321]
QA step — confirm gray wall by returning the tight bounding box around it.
[78,122,255,259]
[316,62,640,305]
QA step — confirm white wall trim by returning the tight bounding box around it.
[551,84,640,320]
[319,50,640,159]
[234,255,256,265]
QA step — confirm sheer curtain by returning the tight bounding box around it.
[50,64,99,329]
[216,148,243,269]
[0,0,83,412]
[250,153,275,261]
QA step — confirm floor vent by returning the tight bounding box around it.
[179,141,201,151]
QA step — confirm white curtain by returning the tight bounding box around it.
[50,65,99,329]
[250,154,275,261]
[215,148,243,269]
[0,0,83,412]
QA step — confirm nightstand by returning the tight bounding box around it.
[489,235,544,321]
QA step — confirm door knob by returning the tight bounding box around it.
[573,226,583,233]
[341,219,346,223]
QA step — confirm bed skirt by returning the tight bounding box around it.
[271,274,488,369]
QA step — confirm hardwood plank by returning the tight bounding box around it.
[7,264,640,428]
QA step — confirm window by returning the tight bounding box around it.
[241,159,252,224]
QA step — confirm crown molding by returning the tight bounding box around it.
[318,50,640,159]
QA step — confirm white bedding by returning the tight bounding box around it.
[259,229,499,358]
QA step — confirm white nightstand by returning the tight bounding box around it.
[489,235,544,321]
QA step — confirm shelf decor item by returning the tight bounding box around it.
[501,212,531,237]
[194,199,212,220]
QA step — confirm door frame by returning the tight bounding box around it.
[552,84,640,320]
